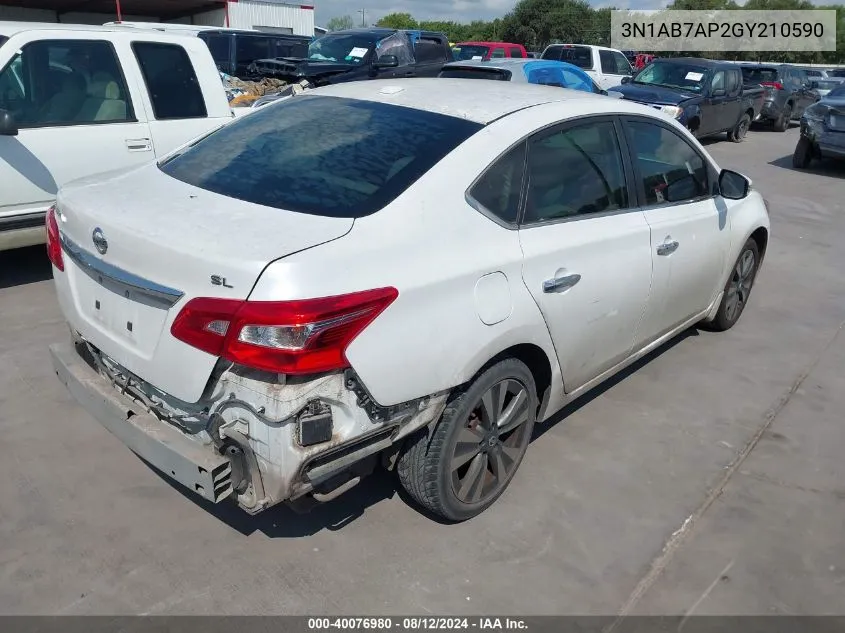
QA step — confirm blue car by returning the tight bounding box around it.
[438,58,621,97]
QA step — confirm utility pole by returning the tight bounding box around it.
[358,8,366,27]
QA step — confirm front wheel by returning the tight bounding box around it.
[793,137,813,168]
[708,239,760,332]
[397,359,537,522]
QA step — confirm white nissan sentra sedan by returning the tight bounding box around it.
[48,79,770,522]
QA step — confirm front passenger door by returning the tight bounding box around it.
[623,117,729,348]
[517,117,653,392]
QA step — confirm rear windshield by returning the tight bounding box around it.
[742,67,779,83]
[542,46,593,69]
[454,45,490,60]
[439,66,511,80]
[159,95,483,218]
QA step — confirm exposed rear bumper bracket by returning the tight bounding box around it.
[49,342,234,504]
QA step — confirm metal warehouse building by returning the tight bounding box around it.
[0,0,316,36]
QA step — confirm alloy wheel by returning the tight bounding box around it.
[725,248,756,322]
[449,378,532,505]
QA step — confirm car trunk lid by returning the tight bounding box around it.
[54,163,353,403]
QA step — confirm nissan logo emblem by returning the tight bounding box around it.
[92,228,108,255]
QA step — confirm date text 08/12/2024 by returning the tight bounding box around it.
[307,618,528,631]
[619,21,825,39]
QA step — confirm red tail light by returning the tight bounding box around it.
[171,287,399,375]
[45,206,64,271]
[761,81,784,90]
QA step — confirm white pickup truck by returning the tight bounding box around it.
[0,22,234,251]
[539,44,633,91]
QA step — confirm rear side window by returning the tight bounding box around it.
[160,95,483,218]
[725,69,740,95]
[234,35,273,75]
[132,42,206,120]
[468,143,526,224]
[415,40,448,64]
[599,50,616,74]
[556,46,593,70]
[541,46,561,60]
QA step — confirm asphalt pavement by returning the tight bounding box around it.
[1,124,843,616]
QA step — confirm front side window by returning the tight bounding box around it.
[711,71,725,93]
[626,120,708,206]
[132,42,206,120]
[468,143,526,224]
[612,51,632,75]
[523,120,628,224]
[0,39,132,127]
[160,95,483,218]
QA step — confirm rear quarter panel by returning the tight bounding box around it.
[247,107,597,410]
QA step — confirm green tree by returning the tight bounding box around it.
[376,12,419,30]
[325,15,354,32]
[502,0,595,50]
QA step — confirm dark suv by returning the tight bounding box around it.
[741,64,819,131]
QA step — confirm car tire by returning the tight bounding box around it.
[792,137,813,168]
[774,104,792,132]
[396,358,537,522]
[728,113,751,143]
[709,239,760,332]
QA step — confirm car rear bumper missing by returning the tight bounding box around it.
[49,342,234,504]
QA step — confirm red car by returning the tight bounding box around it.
[453,41,527,61]
[634,54,655,71]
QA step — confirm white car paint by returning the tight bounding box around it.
[48,79,770,518]
[540,44,634,91]
[0,22,234,251]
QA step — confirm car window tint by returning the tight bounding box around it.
[415,40,447,63]
[711,71,725,93]
[490,47,506,59]
[610,51,629,75]
[725,69,739,95]
[0,39,133,127]
[524,120,628,224]
[160,95,483,218]
[626,120,708,206]
[132,42,207,120]
[469,143,526,224]
[541,46,561,60]
[599,50,615,74]
[200,33,231,72]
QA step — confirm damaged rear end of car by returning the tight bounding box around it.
[48,92,481,514]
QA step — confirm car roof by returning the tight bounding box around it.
[444,58,535,69]
[543,43,618,52]
[457,41,522,47]
[0,20,192,40]
[307,78,651,124]
[652,57,727,67]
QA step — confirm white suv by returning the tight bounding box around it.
[48,79,770,522]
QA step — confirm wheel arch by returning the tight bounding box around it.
[474,343,555,420]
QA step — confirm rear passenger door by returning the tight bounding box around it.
[517,117,654,392]
[0,34,152,218]
[128,40,223,157]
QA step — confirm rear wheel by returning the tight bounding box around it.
[397,359,537,522]
[774,104,792,132]
[709,239,760,332]
[792,137,813,168]
[728,113,751,143]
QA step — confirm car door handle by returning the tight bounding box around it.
[543,273,581,293]
[657,240,680,256]
[125,138,152,152]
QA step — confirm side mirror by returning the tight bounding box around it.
[712,88,726,97]
[373,55,399,69]
[0,109,18,136]
[620,76,631,84]
[719,169,750,200]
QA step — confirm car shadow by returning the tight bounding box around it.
[769,154,845,179]
[143,454,401,537]
[0,245,53,290]
[143,327,704,536]
[532,326,701,443]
